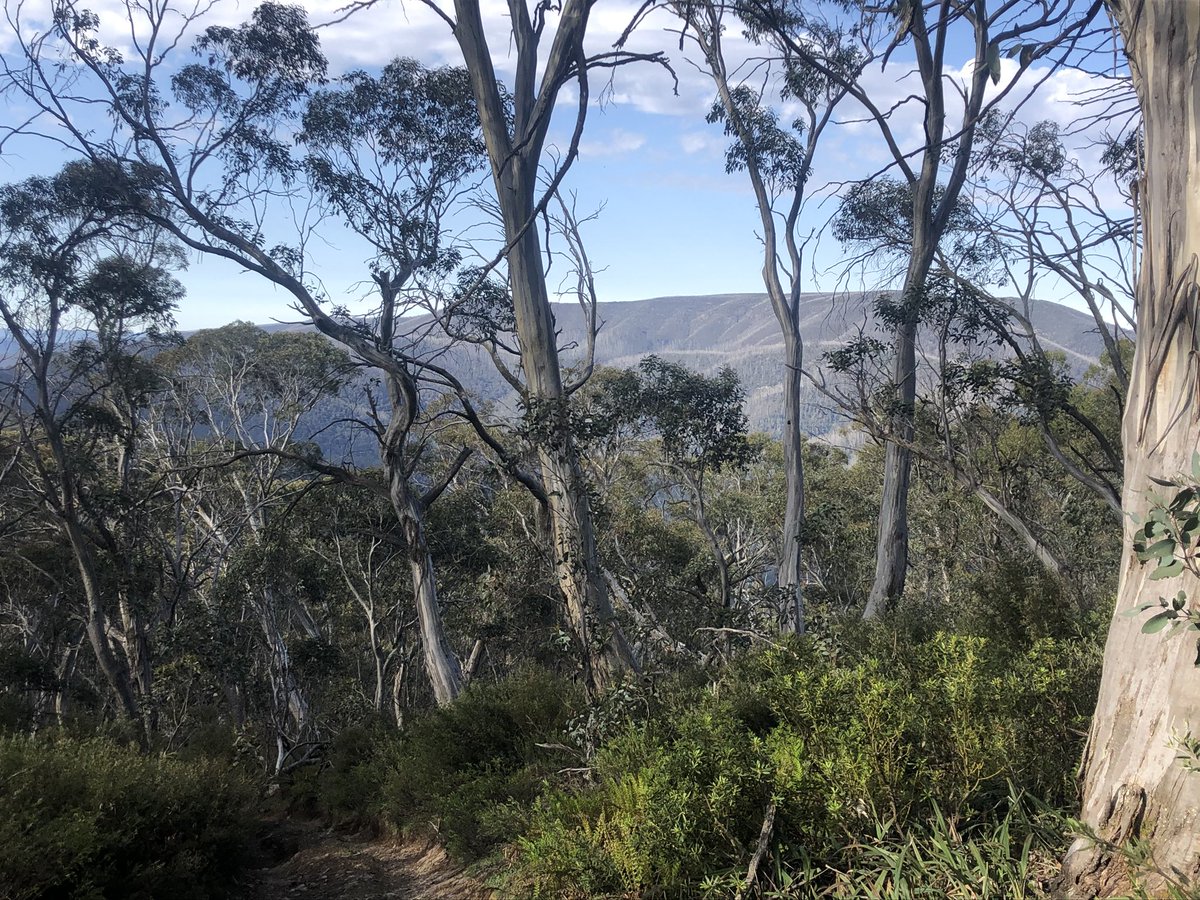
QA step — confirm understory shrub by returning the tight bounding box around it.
[505,630,1100,898]
[0,734,255,900]
[320,668,582,857]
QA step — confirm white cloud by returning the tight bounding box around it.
[680,131,724,156]
[579,128,646,158]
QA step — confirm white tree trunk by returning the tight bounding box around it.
[1061,2,1200,895]
[389,469,462,707]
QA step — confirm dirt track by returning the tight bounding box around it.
[245,819,493,900]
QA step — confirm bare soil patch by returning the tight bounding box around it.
[244,818,493,900]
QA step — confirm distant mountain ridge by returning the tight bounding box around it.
[551,292,1106,437]
[1,292,1109,442]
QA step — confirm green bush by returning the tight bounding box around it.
[0,735,256,900]
[774,795,1062,899]
[506,631,1099,898]
[367,668,581,858]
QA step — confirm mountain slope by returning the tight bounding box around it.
[550,292,1108,436]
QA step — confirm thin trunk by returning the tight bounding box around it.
[687,470,732,610]
[372,637,386,716]
[541,443,639,694]
[449,0,638,695]
[389,468,462,707]
[687,6,808,633]
[462,638,485,686]
[1061,3,1200,895]
[54,638,80,726]
[117,591,155,733]
[778,331,806,632]
[259,591,309,753]
[403,516,461,706]
[957,475,1064,578]
[866,0,994,617]
[65,518,142,731]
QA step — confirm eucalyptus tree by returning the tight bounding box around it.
[405,0,675,694]
[634,357,755,613]
[3,4,486,706]
[0,161,183,739]
[906,115,1137,526]
[156,324,351,766]
[1060,1,1200,894]
[582,358,757,615]
[674,0,862,634]
[737,0,1105,617]
[296,56,496,705]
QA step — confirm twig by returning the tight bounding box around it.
[735,799,777,900]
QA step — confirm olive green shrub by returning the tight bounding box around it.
[0,735,255,900]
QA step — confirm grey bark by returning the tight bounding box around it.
[680,1,824,633]
[447,0,638,694]
[1060,2,1200,895]
[389,466,462,707]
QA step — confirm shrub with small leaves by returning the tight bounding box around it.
[0,735,255,900]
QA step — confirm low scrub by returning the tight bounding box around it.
[0,735,255,900]
[506,632,1099,897]
[316,668,582,858]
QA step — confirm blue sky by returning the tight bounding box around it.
[0,0,1131,330]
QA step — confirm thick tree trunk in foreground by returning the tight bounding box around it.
[1060,2,1200,895]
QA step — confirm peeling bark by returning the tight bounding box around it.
[1061,2,1200,895]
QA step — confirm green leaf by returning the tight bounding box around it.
[1152,559,1186,580]
[1137,539,1176,562]
[1192,451,1200,484]
[986,42,1001,85]
[1142,611,1175,634]
[1170,488,1197,513]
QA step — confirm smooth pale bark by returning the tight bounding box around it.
[778,333,806,631]
[388,466,462,707]
[683,4,809,632]
[864,0,992,618]
[448,0,638,693]
[1060,2,1200,895]
[684,469,733,611]
[260,595,309,743]
[958,475,1064,578]
[865,304,921,618]
[68,521,142,729]
[48,416,145,734]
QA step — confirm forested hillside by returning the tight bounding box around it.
[0,0,1192,898]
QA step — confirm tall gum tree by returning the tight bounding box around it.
[738,0,1104,617]
[2,3,475,706]
[1061,1,1200,895]
[0,162,183,741]
[675,0,861,633]
[418,0,668,693]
